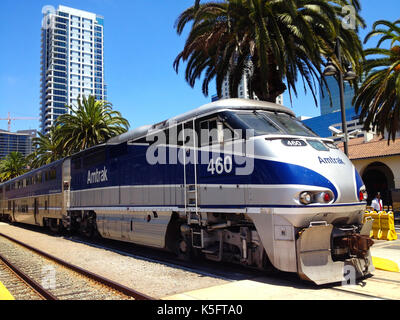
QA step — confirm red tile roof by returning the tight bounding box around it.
[338,136,400,160]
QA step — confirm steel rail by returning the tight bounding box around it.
[0,232,153,300]
[0,252,57,300]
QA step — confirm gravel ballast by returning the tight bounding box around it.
[0,222,229,299]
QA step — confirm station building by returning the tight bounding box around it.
[301,76,400,213]
[339,135,400,214]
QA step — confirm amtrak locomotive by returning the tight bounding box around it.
[0,99,374,285]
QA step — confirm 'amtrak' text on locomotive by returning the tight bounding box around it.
[87,167,108,185]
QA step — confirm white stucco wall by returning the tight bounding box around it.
[353,156,400,189]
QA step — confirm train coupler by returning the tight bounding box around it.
[333,234,374,259]
[297,222,374,285]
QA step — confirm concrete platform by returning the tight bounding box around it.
[164,232,400,300]
[161,277,371,300]
[370,229,400,272]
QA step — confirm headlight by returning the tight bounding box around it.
[299,192,313,205]
[299,191,334,205]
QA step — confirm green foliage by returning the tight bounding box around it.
[174,0,365,104]
[28,126,65,169]
[27,95,130,170]
[354,19,400,142]
[0,152,27,182]
[0,96,130,181]
[54,96,130,155]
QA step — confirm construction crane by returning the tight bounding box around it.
[0,112,40,132]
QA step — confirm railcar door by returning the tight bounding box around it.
[62,159,71,213]
[34,198,39,225]
[12,201,15,221]
[182,120,200,225]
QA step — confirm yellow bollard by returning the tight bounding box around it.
[370,210,382,239]
[380,211,398,241]
[363,208,372,224]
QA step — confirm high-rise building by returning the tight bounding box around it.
[0,130,36,159]
[319,76,355,116]
[40,5,107,134]
[302,76,365,141]
[217,74,283,105]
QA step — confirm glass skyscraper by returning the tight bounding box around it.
[302,76,363,140]
[40,5,107,134]
[319,76,355,116]
[0,130,36,159]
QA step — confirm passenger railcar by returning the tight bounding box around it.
[0,99,374,285]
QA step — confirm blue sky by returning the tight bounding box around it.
[0,0,399,132]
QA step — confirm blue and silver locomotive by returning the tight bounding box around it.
[0,99,374,284]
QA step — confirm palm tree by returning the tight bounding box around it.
[0,152,27,182]
[28,126,64,169]
[55,95,130,154]
[174,0,365,105]
[353,19,400,142]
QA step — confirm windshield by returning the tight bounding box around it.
[234,112,281,135]
[227,111,318,138]
[261,112,317,137]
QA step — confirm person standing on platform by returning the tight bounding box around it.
[371,192,383,212]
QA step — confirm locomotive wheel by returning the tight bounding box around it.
[80,212,97,238]
[48,218,61,234]
[177,237,192,261]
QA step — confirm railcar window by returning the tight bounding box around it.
[49,169,57,180]
[262,112,317,137]
[234,113,281,136]
[35,173,42,184]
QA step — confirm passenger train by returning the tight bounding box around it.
[0,99,374,285]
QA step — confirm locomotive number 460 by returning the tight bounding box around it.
[207,156,233,175]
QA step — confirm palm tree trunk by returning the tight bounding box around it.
[252,66,286,102]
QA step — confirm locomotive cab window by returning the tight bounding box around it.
[200,118,219,146]
[261,112,317,137]
[199,116,236,146]
[233,112,281,136]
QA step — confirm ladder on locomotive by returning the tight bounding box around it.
[183,119,201,227]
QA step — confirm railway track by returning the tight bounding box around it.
[2,223,400,300]
[0,256,47,300]
[0,233,152,300]
[330,270,400,300]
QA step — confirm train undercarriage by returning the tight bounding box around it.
[0,208,374,285]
